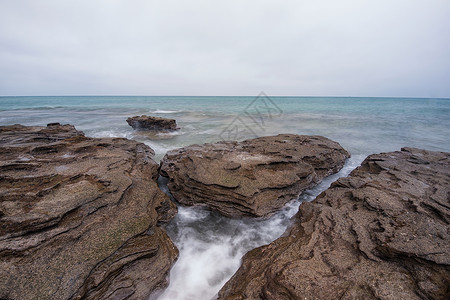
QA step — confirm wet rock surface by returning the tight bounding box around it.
[127,115,177,131]
[0,123,178,300]
[160,134,350,218]
[218,147,450,300]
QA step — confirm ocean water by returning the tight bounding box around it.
[1,95,449,299]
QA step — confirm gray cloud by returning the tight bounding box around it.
[0,0,449,97]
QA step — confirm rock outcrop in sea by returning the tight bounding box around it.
[0,123,178,300]
[127,115,177,131]
[160,134,350,218]
[218,147,450,300]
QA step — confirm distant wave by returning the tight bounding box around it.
[0,106,67,111]
[157,130,182,137]
[149,109,181,114]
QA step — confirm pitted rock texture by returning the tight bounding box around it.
[218,147,450,300]
[0,123,178,300]
[160,134,350,218]
[127,115,177,131]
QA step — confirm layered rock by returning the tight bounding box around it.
[160,134,350,217]
[127,115,177,131]
[218,148,450,300]
[0,123,178,300]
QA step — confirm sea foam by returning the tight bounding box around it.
[156,157,363,300]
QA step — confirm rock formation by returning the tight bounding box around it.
[218,147,450,300]
[160,134,350,218]
[127,115,177,131]
[0,123,178,300]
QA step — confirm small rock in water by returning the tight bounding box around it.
[127,115,178,131]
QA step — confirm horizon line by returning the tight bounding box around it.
[1,94,449,100]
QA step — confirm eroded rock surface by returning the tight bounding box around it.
[0,123,178,300]
[160,134,350,217]
[127,115,177,131]
[218,147,450,300]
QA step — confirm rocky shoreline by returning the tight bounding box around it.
[218,147,450,299]
[0,124,178,299]
[1,124,449,299]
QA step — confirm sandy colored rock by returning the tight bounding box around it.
[160,134,350,217]
[127,115,177,131]
[218,147,450,300]
[0,123,178,300]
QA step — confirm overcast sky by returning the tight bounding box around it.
[0,0,449,97]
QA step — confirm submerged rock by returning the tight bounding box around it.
[0,123,178,300]
[218,148,450,300]
[127,115,177,131]
[160,134,350,218]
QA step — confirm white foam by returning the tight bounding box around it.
[156,130,182,137]
[143,141,179,162]
[90,130,132,139]
[157,206,287,300]
[155,156,362,300]
[150,109,181,114]
[297,155,365,204]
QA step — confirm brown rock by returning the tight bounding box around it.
[126,115,177,131]
[160,134,350,218]
[0,123,178,300]
[218,147,450,300]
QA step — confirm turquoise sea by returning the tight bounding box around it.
[1,95,449,299]
[1,96,449,159]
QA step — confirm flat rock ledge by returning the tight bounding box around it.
[127,115,177,131]
[160,134,350,218]
[0,123,178,300]
[218,147,450,300]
